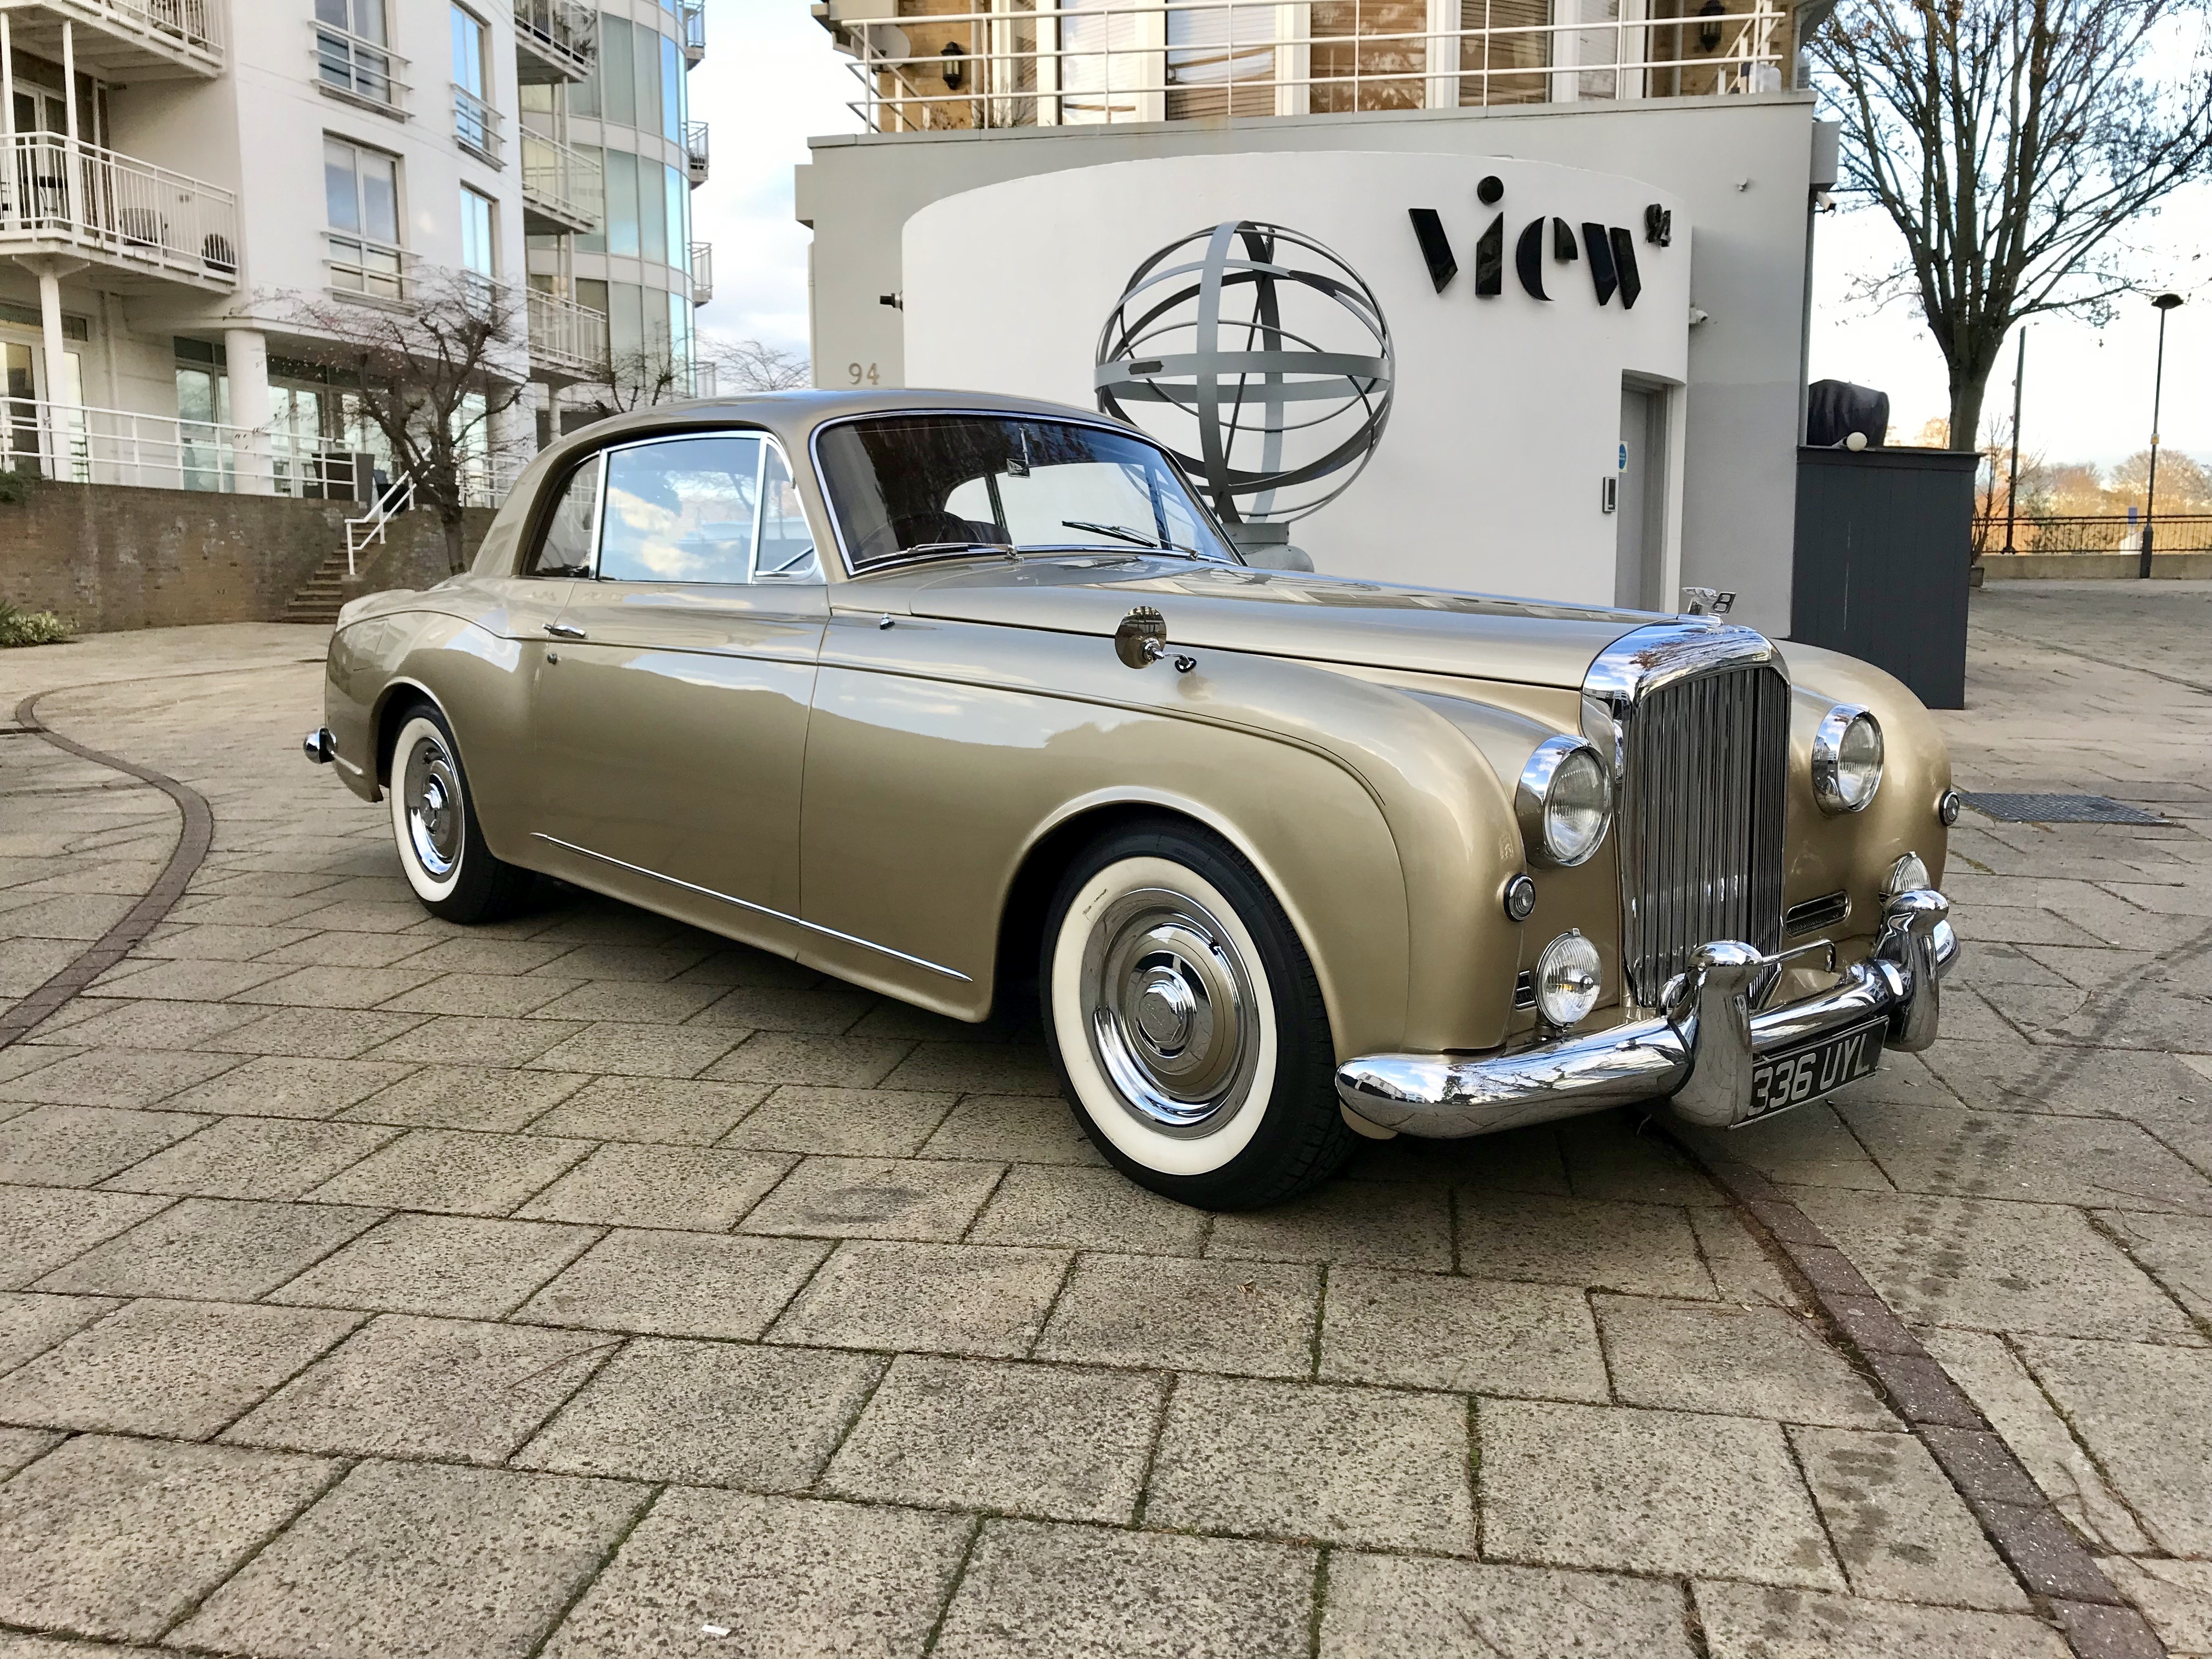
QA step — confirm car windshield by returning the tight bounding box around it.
[816,414,1239,571]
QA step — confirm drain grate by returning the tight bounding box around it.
[1961,792,2168,825]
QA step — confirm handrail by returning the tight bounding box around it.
[514,0,597,75]
[521,127,602,225]
[345,476,415,577]
[453,83,505,165]
[836,0,1786,130]
[527,286,610,375]
[313,18,409,108]
[64,0,224,63]
[0,133,240,285]
[0,395,358,498]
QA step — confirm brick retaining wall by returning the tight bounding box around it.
[0,479,495,632]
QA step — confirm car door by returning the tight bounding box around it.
[531,430,826,934]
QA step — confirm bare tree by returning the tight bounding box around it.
[572,340,696,421]
[1813,0,2212,450]
[279,269,530,572]
[709,338,811,392]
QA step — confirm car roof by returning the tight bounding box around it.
[551,387,1131,454]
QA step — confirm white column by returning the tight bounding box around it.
[60,21,80,226]
[223,326,274,494]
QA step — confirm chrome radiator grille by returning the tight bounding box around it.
[1615,664,1790,1004]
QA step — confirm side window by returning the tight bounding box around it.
[757,444,819,580]
[599,435,761,584]
[527,453,601,577]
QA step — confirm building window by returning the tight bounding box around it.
[460,185,498,277]
[664,163,687,271]
[315,0,397,108]
[325,137,404,297]
[660,33,683,139]
[575,144,607,253]
[601,17,637,126]
[605,149,639,258]
[640,157,666,263]
[450,5,501,161]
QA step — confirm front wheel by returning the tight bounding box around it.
[1041,821,1356,1210]
[387,706,534,923]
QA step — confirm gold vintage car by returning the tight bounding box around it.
[307,390,1960,1209]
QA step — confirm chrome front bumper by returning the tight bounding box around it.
[1336,890,1957,1138]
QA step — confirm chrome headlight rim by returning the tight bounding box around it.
[1533,929,1603,1029]
[1812,704,1884,815]
[1514,736,1614,868]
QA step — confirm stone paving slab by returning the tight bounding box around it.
[0,594,2208,1656]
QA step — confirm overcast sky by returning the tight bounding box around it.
[691,0,2210,472]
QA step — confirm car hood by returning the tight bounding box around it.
[893,554,1664,690]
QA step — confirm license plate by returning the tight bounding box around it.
[1746,1020,1885,1121]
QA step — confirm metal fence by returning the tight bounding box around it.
[522,128,603,228]
[69,0,223,64]
[1978,515,2212,556]
[1,398,361,498]
[837,0,1787,131]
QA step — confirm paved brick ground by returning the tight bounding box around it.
[0,589,2204,1657]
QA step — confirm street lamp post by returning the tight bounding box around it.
[2140,292,2185,579]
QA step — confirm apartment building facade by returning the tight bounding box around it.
[800,0,1837,631]
[0,0,709,502]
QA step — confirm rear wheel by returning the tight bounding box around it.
[387,706,534,923]
[1041,821,1356,1209]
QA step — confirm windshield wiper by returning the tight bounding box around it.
[1060,520,1198,556]
[905,540,1021,562]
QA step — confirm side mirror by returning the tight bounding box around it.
[1114,606,1169,669]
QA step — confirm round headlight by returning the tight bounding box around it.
[1812,705,1883,814]
[1516,737,1613,867]
[1534,930,1602,1028]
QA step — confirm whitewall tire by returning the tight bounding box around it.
[1041,821,1356,1209]
[386,705,533,923]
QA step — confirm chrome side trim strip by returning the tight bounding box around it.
[529,833,972,982]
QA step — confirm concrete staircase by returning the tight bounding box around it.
[285,549,354,624]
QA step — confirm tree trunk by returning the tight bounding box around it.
[1947,363,1991,454]
[442,512,468,575]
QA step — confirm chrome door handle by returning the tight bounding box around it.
[544,623,585,639]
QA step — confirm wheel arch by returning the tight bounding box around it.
[370,676,449,791]
[991,786,1401,1060]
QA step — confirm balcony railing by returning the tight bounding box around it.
[314,19,409,111]
[521,128,602,233]
[528,287,609,380]
[836,0,1788,131]
[453,83,505,165]
[1,134,239,287]
[514,0,596,82]
[681,0,705,65]
[683,120,709,185]
[689,240,712,304]
[1977,514,2212,557]
[0,0,222,77]
[325,230,408,300]
[0,396,361,497]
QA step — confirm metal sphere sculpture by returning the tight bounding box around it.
[1095,221,1393,530]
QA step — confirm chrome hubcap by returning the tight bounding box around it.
[402,735,463,881]
[1081,888,1259,1137]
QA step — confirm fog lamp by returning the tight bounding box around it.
[1883,851,1931,900]
[1812,705,1883,814]
[1937,788,1963,826]
[1534,930,1602,1028]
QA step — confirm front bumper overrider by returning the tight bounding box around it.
[1336,890,1957,1138]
